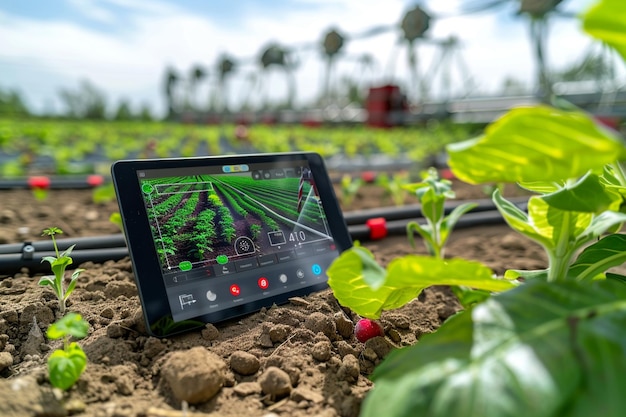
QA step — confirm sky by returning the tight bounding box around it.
[0,0,602,117]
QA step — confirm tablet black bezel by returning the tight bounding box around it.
[111,152,352,337]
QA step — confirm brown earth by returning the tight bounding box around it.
[0,180,545,417]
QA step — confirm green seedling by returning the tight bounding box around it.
[39,227,84,315]
[109,212,124,233]
[404,167,484,306]
[376,171,410,206]
[92,182,117,204]
[46,312,89,390]
[340,174,363,207]
[404,167,477,259]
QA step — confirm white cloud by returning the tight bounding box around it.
[67,0,116,23]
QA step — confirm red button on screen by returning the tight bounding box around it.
[229,284,241,297]
[258,277,269,290]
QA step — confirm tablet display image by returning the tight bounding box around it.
[113,153,351,336]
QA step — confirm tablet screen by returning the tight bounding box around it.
[129,156,345,326]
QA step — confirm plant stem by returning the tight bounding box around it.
[432,219,443,259]
[51,234,60,258]
[547,211,574,282]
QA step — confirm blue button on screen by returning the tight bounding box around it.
[312,264,322,275]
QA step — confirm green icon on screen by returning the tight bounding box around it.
[142,183,154,194]
[179,261,192,271]
[216,255,228,265]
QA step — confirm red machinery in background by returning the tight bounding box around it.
[365,84,408,128]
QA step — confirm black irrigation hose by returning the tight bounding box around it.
[0,234,127,255]
[347,209,507,241]
[342,197,528,226]
[0,199,523,276]
[0,247,129,276]
[0,175,107,190]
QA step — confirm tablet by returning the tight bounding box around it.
[112,152,352,337]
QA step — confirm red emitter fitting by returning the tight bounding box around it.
[366,217,387,240]
[27,176,51,190]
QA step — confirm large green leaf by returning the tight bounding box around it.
[493,191,589,250]
[583,0,626,63]
[446,106,625,184]
[568,234,626,281]
[327,246,399,318]
[532,195,592,244]
[327,249,515,319]
[576,210,626,243]
[492,191,545,245]
[518,180,564,194]
[542,173,621,213]
[362,279,626,417]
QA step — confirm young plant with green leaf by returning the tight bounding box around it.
[109,212,124,233]
[39,227,84,315]
[405,167,488,307]
[327,167,512,320]
[339,174,363,208]
[355,2,626,416]
[405,167,478,259]
[376,171,410,206]
[447,105,626,283]
[46,312,89,390]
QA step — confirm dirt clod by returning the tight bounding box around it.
[0,375,66,417]
[269,324,291,343]
[258,366,292,398]
[0,352,13,371]
[364,336,392,359]
[230,351,260,376]
[311,340,332,362]
[304,312,336,339]
[201,323,220,341]
[162,347,226,404]
[233,381,262,397]
[143,337,166,359]
[338,354,360,382]
[291,387,324,404]
[385,313,411,330]
[333,312,354,339]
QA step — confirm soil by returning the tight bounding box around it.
[0,180,545,417]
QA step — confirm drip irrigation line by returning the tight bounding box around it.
[0,197,524,256]
[0,234,127,255]
[0,207,511,276]
[348,209,507,241]
[342,196,527,225]
[0,247,129,276]
[0,175,107,190]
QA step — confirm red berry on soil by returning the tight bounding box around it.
[354,318,384,343]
